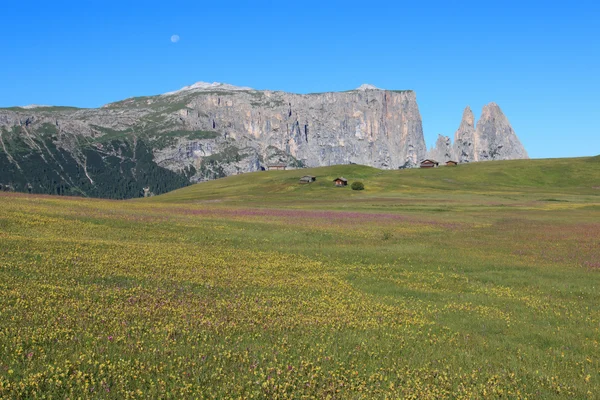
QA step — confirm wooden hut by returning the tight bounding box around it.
[299,175,316,184]
[420,159,439,168]
[445,160,458,166]
[333,177,348,187]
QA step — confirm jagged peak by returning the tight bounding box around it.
[163,81,254,96]
[480,102,506,118]
[454,105,476,145]
[481,102,499,111]
[461,105,475,126]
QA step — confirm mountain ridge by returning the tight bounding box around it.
[0,82,527,198]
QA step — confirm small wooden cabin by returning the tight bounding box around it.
[445,160,458,166]
[420,159,439,168]
[267,164,287,171]
[333,177,348,187]
[299,175,316,184]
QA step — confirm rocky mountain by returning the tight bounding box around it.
[427,103,528,163]
[0,82,527,199]
[0,83,426,198]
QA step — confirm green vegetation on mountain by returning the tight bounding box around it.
[150,130,220,149]
[0,125,191,198]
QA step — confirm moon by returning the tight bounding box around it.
[171,35,180,43]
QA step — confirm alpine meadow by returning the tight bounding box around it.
[1,157,599,399]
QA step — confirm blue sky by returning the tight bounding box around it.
[1,0,598,158]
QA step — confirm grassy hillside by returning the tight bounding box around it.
[156,156,600,203]
[152,156,600,208]
[1,157,599,398]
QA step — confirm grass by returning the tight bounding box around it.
[155,156,600,204]
[0,157,599,398]
[89,125,221,149]
[90,125,135,142]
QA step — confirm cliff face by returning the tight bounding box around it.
[166,86,426,170]
[0,83,427,198]
[427,103,528,163]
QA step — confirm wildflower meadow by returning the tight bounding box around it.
[1,159,599,398]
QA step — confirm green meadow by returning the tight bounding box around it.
[1,156,599,398]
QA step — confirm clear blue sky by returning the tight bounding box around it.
[1,0,598,158]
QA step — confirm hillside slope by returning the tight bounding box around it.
[154,156,600,204]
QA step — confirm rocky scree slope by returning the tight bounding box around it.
[0,83,426,198]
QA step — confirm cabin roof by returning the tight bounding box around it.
[420,159,439,164]
[333,177,348,182]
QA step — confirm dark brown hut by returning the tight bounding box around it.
[333,177,348,187]
[420,159,439,168]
